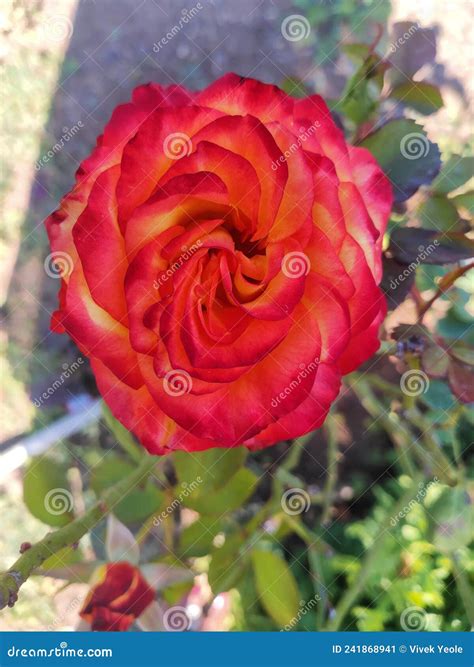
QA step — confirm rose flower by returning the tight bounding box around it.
[45,74,392,454]
[80,562,155,631]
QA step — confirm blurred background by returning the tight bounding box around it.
[0,0,472,631]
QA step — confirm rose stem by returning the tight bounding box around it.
[0,454,160,610]
[320,414,340,527]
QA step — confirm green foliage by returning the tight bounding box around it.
[360,119,441,202]
[390,82,443,116]
[251,548,301,628]
[23,456,74,527]
[91,455,163,524]
[432,156,474,194]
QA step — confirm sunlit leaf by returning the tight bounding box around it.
[391,82,443,115]
[183,468,258,515]
[432,155,474,194]
[208,533,249,595]
[173,447,247,493]
[23,456,74,527]
[251,548,300,628]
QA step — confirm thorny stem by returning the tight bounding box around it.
[0,454,159,610]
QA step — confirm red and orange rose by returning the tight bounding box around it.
[45,73,392,454]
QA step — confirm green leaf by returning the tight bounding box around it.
[208,533,249,595]
[178,517,223,558]
[422,346,449,379]
[391,82,443,115]
[433,155,474,194]
[280,77,311,99]
[102,404,144,462]
[449,343,474,366]
[251,548,301,628]
[389,227,474,265]
[342,43,372,63]
[183,468,258,515]
[91,455,162,524]
[430,488,474,552]
[339,54,385,124]
[418,195,459,230]
[422,379,454,411]
[23,456,74,527]
[451,190,474,215]
[173,447,247,493]
[360,119,441,202]
[42,545,83,570]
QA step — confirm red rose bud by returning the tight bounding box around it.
[45,74,392,454]
[80,562,155,632]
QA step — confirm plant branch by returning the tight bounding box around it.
[417,261,474,323]
[0,454,159,610]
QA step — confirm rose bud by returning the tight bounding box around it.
[80,562,155,631]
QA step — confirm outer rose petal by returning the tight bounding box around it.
[45,74,393,455]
